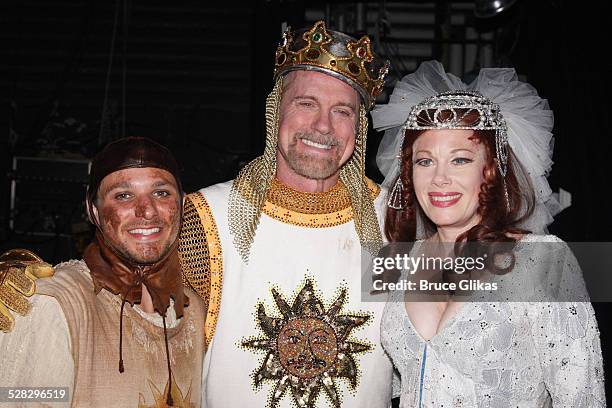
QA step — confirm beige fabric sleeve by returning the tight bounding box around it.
[0,294,74,407]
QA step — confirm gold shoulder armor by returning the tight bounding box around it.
[0,249,54,332]
[178,192,223,348]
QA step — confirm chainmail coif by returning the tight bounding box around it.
[229,77,383,262]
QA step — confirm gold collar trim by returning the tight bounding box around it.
[262,178,380,228]
[266,178,352,214]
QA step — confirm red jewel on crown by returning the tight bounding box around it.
[274,20,389,107]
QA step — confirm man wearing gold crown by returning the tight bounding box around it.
[176,21,394,407]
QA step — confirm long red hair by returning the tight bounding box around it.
[385,109,535,248]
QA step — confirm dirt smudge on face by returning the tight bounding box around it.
[93,167,182,264]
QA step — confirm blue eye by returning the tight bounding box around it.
[452,157,473,165]
[415,158,433,167]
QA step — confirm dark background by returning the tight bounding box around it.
[2,0,611,402]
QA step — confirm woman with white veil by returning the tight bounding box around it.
[373,61,605,407]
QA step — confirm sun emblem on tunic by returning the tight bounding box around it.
[241,279,372,408]
[138,376,194,408]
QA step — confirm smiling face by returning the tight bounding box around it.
[92,167,182,264]
[276,70,360,187]
[277,317,338,379]
[412,129,488,238]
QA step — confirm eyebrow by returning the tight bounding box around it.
[414,148,475,155]
[295,94,357,111]
[152,180,171,188]
[450,148,475,154]
[102,179,174,196]
[105,181,131,192]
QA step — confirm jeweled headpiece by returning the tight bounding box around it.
[274,20,389,109]
[372,60,567,234]
[406,90,509,177]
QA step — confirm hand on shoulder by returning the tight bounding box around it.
[0,249,55,333]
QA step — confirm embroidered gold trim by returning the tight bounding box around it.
[266,178,352,214]
[262,178,381,228]
[179,192,223,347]
[365,177,381,199]
[139,376,194,408]
[241,279,372,408]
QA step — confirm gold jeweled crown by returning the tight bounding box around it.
[273,21,389,109]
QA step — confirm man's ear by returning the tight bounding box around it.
[86,200,101,226]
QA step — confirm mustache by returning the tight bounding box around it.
[294,132,339,147]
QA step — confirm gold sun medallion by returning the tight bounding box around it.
[138,376,194,408]
[241,279,372,407]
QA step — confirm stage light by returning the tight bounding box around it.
[475,0,518,18]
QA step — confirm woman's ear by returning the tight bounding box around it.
[484,164,497,181]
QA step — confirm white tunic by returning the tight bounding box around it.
[200,181,393,407]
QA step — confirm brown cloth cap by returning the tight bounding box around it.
[87,137,182,205]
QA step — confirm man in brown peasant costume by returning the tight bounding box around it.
[0,137,206,407]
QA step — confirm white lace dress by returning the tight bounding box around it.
[380,235,606,407]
